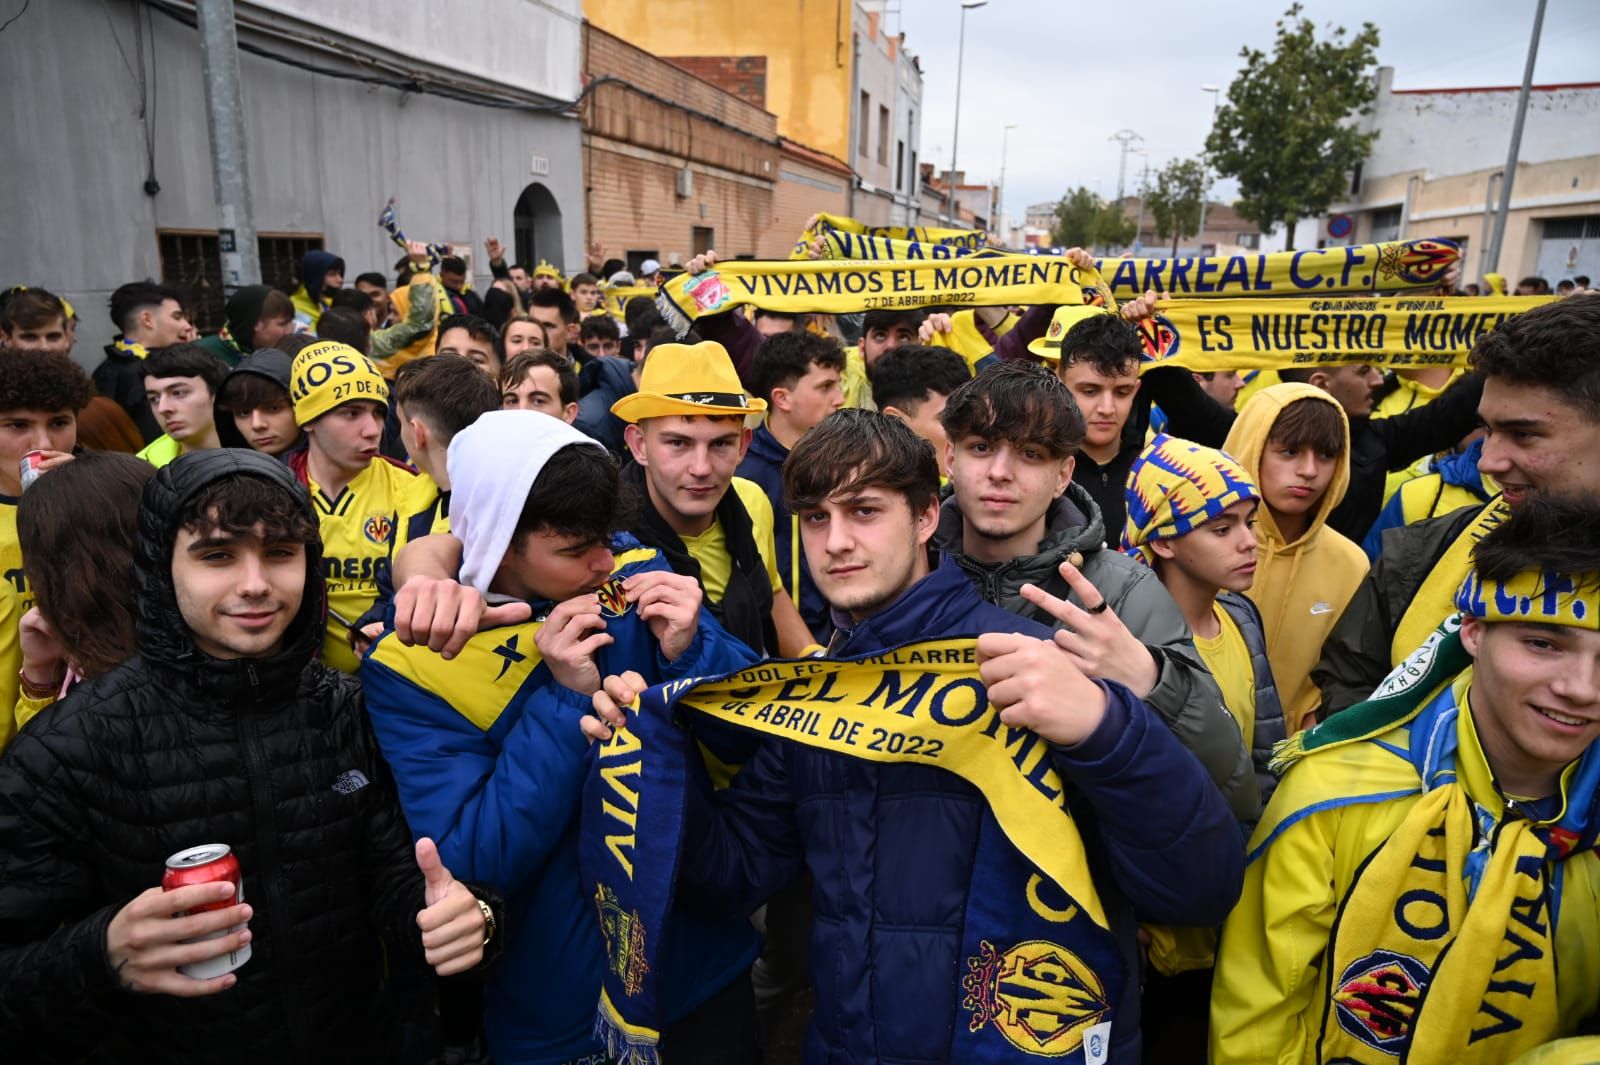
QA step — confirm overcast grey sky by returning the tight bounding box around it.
[896,0,1600,220]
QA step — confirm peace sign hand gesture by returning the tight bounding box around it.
[1018,560,1160,698]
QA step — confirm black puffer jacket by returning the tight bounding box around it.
[0,450,429,1063]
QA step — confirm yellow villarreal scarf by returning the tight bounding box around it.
[581,641,1122,1065]
[809,229,986,263]
[1098,238,1461,300]
[657,253,1109,333]
[1137,296,1556,374]
[792,212,987,259]
[1392,497,1511,665]
[114,337,149,360]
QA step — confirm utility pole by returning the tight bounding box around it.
[196,0,261,289]
[1109,129,1142,203]
[946,1,987,225]
[1485,0,1547,278]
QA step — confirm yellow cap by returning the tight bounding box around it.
[610,341,767,422]
[1027,304,1115,361]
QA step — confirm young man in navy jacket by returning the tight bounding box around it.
[587,409,1244,1064]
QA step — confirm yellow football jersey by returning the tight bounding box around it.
[0,500,35,748]
[308,458,421,672]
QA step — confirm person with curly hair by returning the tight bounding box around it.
[0,346,93,747]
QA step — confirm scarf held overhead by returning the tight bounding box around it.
[1136,296,1556,373]
[580,641,1124,1065]
[793,212,988,258]
[657,254,1109,333]
[1098,238,1461,300]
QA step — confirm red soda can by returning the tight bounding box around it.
[162,843,251,978]
[18,450,46,492]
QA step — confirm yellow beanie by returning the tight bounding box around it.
[290,341,389,426]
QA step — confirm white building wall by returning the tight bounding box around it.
[0,0,583,361]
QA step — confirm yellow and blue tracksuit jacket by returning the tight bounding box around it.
[360,534,760,1064]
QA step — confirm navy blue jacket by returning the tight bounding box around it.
[736,424,830,640]
[677,559,1244,1064]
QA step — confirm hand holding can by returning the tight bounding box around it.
[103,844,253,996]
[160,844,252,980]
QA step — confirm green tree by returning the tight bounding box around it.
[1206,3,1380,250]
[1147,158,1211,255]
[1053,186,1135,251]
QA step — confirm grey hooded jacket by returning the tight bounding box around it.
[935,484,1259,824]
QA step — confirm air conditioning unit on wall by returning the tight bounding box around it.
[676,168,694,198]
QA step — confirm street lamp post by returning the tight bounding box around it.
[947,0,987,226]
[995,121,1017,240]
[1196,84,1221,252]
[1130,148,1149,252]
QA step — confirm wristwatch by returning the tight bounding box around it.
[476,898,496,945]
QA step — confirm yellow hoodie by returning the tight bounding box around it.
[1223,383,1369,732]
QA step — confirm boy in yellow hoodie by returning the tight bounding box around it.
[1224,382,1368,732]
[1211,497,1600,1065]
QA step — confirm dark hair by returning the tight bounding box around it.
[1472,495,1600,584]
[440,256,468,275]
[109,281,185,332]
[276,333,319,359]
[570,272,599,288]
[580,315,620,343]
[219,371,290,414]
[1471,296,1600,421]
[19,452,154,678]
[870,345,971,413]
[530,287,579,325]
[143,343,226,394]
[176,473,318,547]
[624,296,660,338]
[749,331,846,401]
[315,307,371,355]
[754,307,799,324]
[392,354,500,442]
[1,289,67,333]
[503,350,579,406]
[600,258,626,280]
[1516,276,1550,295]
[354,272,388,290]
[437,313,504,365]
[512,444,625,546]
[784,408,939,516]
[0,347,93,413]
[1557,279,1576,294]
[1267,397,1347,458]
[639,324,682,366]
[330,287,374,314]
[940,362,1085,458]
[259,289,294,323]
[1576,275,1591,287]
[862,308,926,335]
[1060,314,1142,376]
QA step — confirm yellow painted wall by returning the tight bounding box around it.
[585,0,853,162]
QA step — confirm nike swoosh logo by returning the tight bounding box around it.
[1310,602,1334,615]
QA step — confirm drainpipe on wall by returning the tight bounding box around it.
[847,27,860,220]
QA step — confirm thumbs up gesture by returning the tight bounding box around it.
[414,837,488,976]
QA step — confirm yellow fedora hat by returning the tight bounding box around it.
[610,341,768,422]
[1027,304,1115,361]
